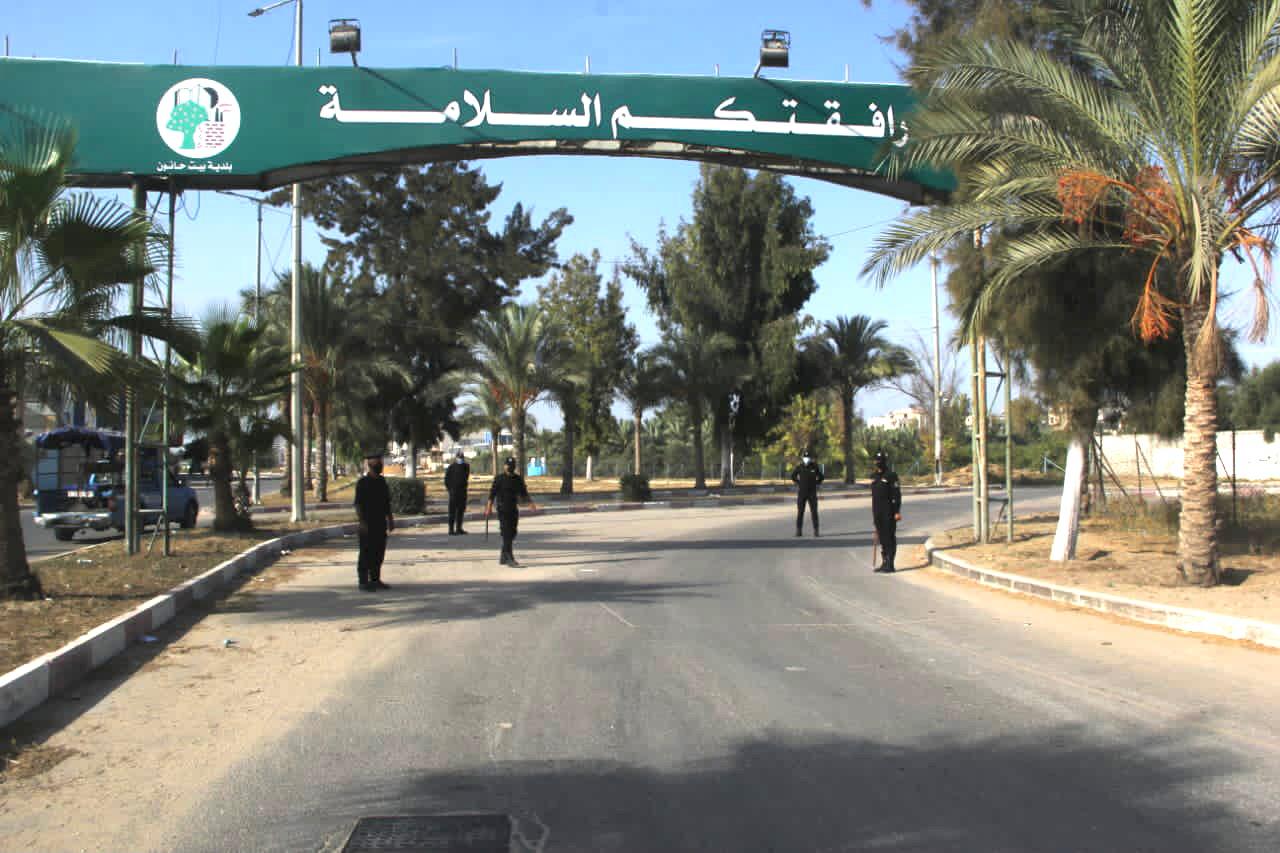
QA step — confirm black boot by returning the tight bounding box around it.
[795,529,802,537]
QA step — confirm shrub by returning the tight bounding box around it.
[386,477,426,515]
[620,473,652,502]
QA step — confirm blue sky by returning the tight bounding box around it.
[7,0,1275,430]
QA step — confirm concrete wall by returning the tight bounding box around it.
[1099,429,1280,481]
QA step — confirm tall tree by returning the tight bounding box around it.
[804,316,915,483]
[469,303,558,476]
[627,165,830,486]
[863,0,1278,584]
[617,348,668,475]
[459,381,510,476]
[653,328,743,489]
[538,251,637,488]
[277,264,408,502]
[174,308,291,531]
[0,113,194,599]
[281,163,570,460]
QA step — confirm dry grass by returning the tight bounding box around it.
[1,513,357,677]
[933,496,1280,625]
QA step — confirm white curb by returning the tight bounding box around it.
[924,537,1280,649]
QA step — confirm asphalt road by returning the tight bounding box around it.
[4,488,1279,853]
[22,478,284,560]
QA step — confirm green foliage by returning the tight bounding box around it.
[469,303,559,473]
[1229,362,1280,436]
[537,250,637,462]
[279,164,570,452]
[619,473,652,502]
[627,165,830,454]
[385,477,426,515]
[767,394,839,462]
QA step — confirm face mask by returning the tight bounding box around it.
[370,462,383,474]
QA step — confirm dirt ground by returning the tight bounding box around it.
[2,514,355,677]
[932,511,1280,625]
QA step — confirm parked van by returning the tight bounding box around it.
[32,427,199,541]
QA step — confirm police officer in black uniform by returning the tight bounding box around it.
[444,449,471,535]
[870,450,902,573]
[353,451,395,591]
[792,448,825,537]
[485,457,539,567]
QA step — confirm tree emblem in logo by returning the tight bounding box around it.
[156,78,241,158]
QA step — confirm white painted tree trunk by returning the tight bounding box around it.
[405,441,417,479]
[585,454,595,482]
[1050,435,1088,561]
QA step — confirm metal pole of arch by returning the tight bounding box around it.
[163,186,176,555]
[252,199,263,506]
[126,181,146,554]
[290,0,306,522]
[931,254,943,486]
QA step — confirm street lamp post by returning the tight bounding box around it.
[931,254,943,486]
[248,0,305,522]
[728,391,741,487]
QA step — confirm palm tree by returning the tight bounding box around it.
[469,303,558,476]
[459,380,509,476]
[616,348,668,475]
[0,113,193,598]
[654,327,741,489]
[174,307,292,531]
[863,0,1279,585]
[805,316,914,484]
[291,264,406,502]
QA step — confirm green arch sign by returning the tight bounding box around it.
[0,58,952,203]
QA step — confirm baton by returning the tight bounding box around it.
[485,511,490,541]
[872,528,880,571]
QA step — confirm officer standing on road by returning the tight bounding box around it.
[870,450,902,573]
[484,457,538,567]
[444,449,471,535]
[353,451,394,591]
[792,449,825,537]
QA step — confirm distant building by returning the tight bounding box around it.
[867,406,926,433]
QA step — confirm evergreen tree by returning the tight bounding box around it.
[627,165,830,486]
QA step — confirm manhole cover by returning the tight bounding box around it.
[342,814,511,852]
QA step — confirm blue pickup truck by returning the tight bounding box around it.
[32,427,200,541]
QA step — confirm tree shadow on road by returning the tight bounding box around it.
[234,578,717,632]
[255,724,1272,853]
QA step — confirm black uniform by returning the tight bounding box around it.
[792,461,825,536]
[353,473,392,586]
[444,458,471,534]
[870,468,902,571]
[489,471,532,564]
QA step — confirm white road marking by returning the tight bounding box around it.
[785,666,808,672]
[598,602,636,628]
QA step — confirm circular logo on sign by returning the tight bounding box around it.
[155,78,241,158]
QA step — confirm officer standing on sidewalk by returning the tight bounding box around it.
[870,451,902,573]
[354,451,395,591]
[792,449,825,537]
[485,457,539,567]
[445,449,471,535]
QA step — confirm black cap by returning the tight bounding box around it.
[874,451,888,466]
[505,457,517,467]
[801,448,813,457]
[363,450,384,461]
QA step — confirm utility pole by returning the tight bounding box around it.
[126,182,146,554]
[931,254,943,486]
[1004,348,1014,543]
[290,0,306,522]
[977,332,990,543]
[970,328,981,541]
